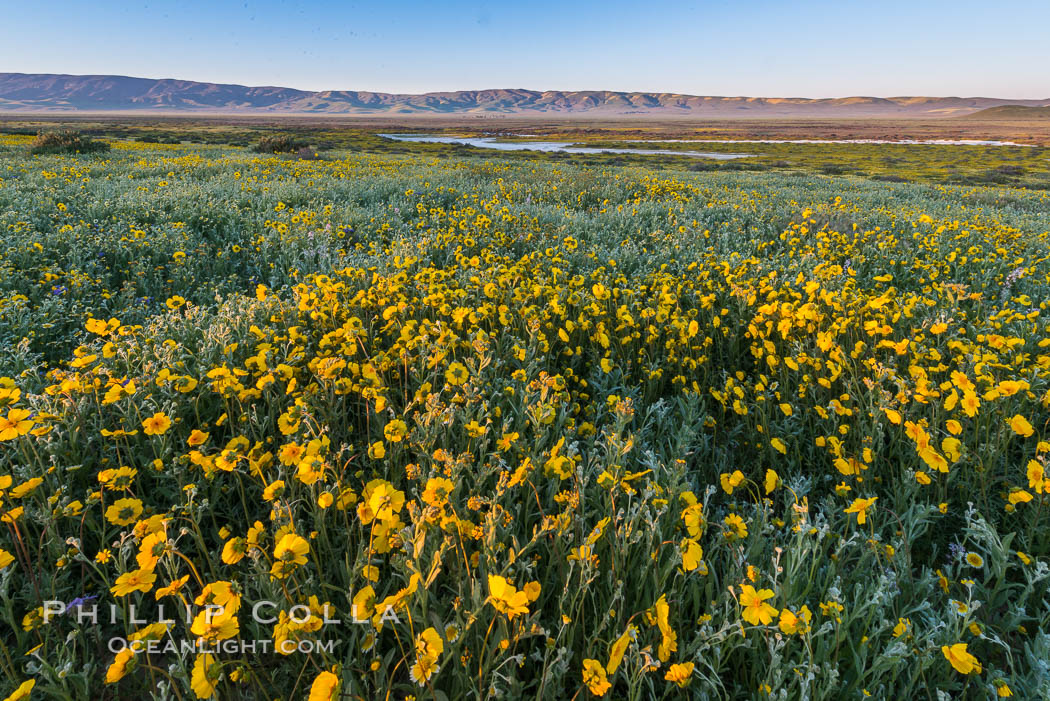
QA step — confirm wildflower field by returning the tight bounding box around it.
[1,130,1049,699]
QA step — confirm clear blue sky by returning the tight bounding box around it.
[2,0,1048,98]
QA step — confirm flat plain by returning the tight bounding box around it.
[1,115,1048,700]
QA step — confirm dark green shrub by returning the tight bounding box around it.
[253,134,306,154]
[819,163,850,175]
[995,164,1025,176]
[29,130,110,155]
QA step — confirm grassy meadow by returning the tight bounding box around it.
[1,126,1049,700]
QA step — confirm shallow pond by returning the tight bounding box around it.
[623,138,1033,146]
[380,134,755,159]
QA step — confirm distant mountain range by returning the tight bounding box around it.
[1,73,1048,117]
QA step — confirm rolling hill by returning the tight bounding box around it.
[960,105,1050,120]
[1,73,1048,117]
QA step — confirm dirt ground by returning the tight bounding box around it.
[3,113,1049,145]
